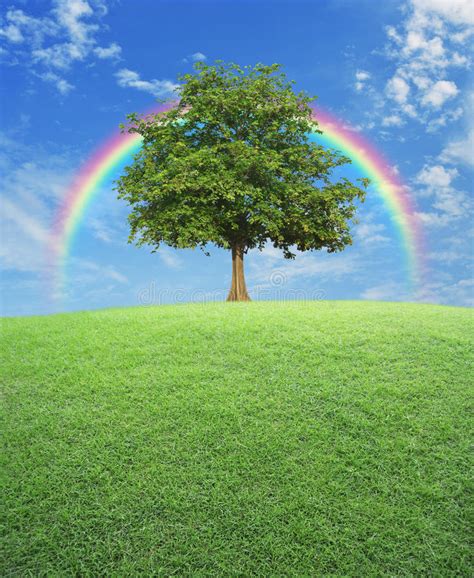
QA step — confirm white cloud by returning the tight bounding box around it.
[423,277,474,307]
[437,90,474,164]
[379,0,472,127]
[415,164,458,188]
[362,272,474,306]
[0,127,128,308]
[182,52,207,63]
[360,281,410,302]
[412,0,474,26]
[421,80,459,107]
[0,22,24,43]
[38,71,74,94]
[115,68,178,97]
[355,70,371,81]
[431,191,467,219]
[382,114,404,127]
[191,52,206,61]
[94,41,121,59]
[54,0,95,45]
[400,103,418,118]
[67,258,129,287]
[1,197,51,245]
[429,250,467,264]
[29,0,101,70]
[158,247,183,269]
[0,134,74,272]
[0,198,51,272]
[426,105,463,132]
[451,29,473,43]
[440,128,474,167]
[32,43,83,70]
[415,211,452,227]
[106,268,128,284]
[354,69,371,92]
[355,222,389,245]
[0,1,122,93]
[386,76,410,104]
[411,75,431,90]
[414,162,472,227]
[0,8,56,47]
[87,217,115,244]
[402,30,446,62]
[451,52,469,66]
[248,244,359,287]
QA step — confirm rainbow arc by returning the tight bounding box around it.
[49,103,426,300]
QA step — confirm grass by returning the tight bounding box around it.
[1,300,473,576]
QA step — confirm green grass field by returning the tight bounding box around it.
[2,301,472,576]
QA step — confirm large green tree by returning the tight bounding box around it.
[116,62,368,301]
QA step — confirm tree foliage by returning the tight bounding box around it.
[116,61,367,268]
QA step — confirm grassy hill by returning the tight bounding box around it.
[2,301,472,575]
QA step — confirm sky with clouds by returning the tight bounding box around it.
[1,0,473,316]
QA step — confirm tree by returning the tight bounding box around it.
[116,62,368,301]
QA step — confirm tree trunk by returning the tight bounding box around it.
[227,244,251,302]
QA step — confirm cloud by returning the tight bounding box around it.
[115,68,178,97]
[0,129,130,309]
[1,197,51,245]
[354,69,371,92]
[0,1,122,93]
[355,70,370,81]
[413,162,472,227]
[440,129,474,166]
[437,90,474,163]
[0,133,74,272]
[421,80,458,107]
[360,281,410,302]
[0,22,24,43]
[0,8,56,47]
[425,105,463,133]
[415,164,458,188]
[94,41,121,59]
[37,71,75,94]
[415,211,452,227]
[54,0,95,45]
[32,43,85,70]
[411,0,474,26]
[428,250,468,264]
[248,244,360,287]
[191,52,206,61]
[158,247,183,269]
[0,199,51,273]
[422,277,474,307]
[386,76,410,104]
[106,268,128,284]
[65,258,129,291]
[182,51,207,63]
[87,217,116,244]
[355,222,389,245]
[382,114,404,127]
[379,0,472,127]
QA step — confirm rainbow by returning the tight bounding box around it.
[311,108,425,291]
[49,103,425,301]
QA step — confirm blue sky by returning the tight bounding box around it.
[1,0,473,316]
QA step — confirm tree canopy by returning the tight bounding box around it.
[116,61,368,300]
